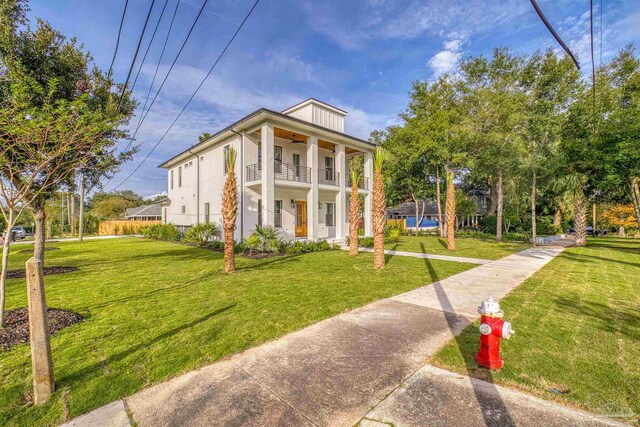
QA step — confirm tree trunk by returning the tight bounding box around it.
[70,192,75,238]
[574,193,587,247]
[630,177,640,230]
[33,198,47,263]
[445,166,456,251]
[496,171,504,242]
[222,169,238,273]
[79,172,84,242]
[553,209,563,234]
[531,171,537,246]
[349,180,359,256]
[486,181,497,217]
[435,165,444,236]
[373,167,386,269]
[0,209,15,328]
[618,225,626,237]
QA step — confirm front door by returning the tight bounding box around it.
[295,201,307,237]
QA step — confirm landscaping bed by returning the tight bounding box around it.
[0,308,84,351]
[6,266,78,279]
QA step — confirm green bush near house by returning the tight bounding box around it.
[281,240,338,254]
[140,223,181,241]
[183,223,220,246]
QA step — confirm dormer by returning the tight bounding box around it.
[281,98,347,133]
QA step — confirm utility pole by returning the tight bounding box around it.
[79,171,84,242]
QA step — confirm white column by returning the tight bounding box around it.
[364,151,374,237]
[307,136,318,239]
[335,144,346,239]
[261,123,275,227]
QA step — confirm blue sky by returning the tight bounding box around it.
[28,0,640,197]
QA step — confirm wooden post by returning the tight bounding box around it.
[26,257,54,404]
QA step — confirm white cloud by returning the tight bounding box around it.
[428,37,464,77]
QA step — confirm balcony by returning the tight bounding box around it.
[346,175,369,190]
[246,162,311,184]
[318,169,340,186]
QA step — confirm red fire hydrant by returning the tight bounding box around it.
[475,296,515,370]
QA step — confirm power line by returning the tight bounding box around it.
[108,0,130,76]
[116,0,157,111]
[528,0,580,70]
[133,0,181,146]
[111,0,262,191]
[130,0,171,97]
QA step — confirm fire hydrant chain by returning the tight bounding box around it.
[475,296,515,370]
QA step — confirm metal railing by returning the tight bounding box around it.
[275,161,311,183]
[318,169,340,186]
[346,175,369,190]
[246,163,262,182]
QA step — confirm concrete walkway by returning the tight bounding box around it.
[62,244,624,427]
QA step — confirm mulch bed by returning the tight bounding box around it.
[6,266,78,280]
[19,247,60,254]
[0,308,85,351]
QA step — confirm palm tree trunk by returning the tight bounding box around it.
[531,171,537,245]
[574,193,587,247]
[222,169,238,273]
[435,165,444,237]
[349,180,359,256]
[496,171,504,242]
[373,168,385,269]
[553,208,563,234]
[630,177,640,230]
[445,166,456,251]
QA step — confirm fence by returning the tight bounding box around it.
[98,220,161,236]
[387,218,406,231]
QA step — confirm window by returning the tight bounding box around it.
[275,200,283,228]
[326,203,334,226]
[275,145,283,173]
[178,166,182,187]
[258,142,262,166]
[170,170,174,189]
[204,202,210,223]
[325,156,334,172]
[292,153,300,179]
[257,199,262,226]
[181,205,186,214]
[223,145,230,174]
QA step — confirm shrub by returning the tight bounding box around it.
[205,240,225,251]
[184,222,220,246]
[253,225,282,253]
[244,233,261,256]
[281,239,338,254]
[234,241,247,254]
[113,224,120,235]
[140,223,180,242]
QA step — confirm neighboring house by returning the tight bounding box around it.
[159,99,376,241]
[124,201,165,221]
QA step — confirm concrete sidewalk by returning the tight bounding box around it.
[63,245,623,427]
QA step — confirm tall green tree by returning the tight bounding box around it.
[461,47,527,241]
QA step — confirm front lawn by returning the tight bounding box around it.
[0,238,475,426]
[432,237,640,425]
[386,235,530,260]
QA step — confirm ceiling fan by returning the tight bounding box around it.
[288,133,306,144]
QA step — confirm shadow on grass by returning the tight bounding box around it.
[437,238,448,251]
[559,251,640,269]
[553,296,640,338]
[61,304,236,385]
[420,242,515,426]
[237,253,305,272]
[384,244,399,263]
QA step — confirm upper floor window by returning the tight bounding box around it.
[204,202,210,223]
[275,145,283,173]
[170,170,174,189]
[258,142,262,166]
[178,166,182,187]
[325,156,334,172]
[223,145,230,174]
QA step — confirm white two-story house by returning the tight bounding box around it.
[159,99,375,242]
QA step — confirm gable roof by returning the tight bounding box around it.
[124,203,162,218]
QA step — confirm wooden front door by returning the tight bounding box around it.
[295,201,307,237]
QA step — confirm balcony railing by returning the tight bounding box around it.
[318,169,340,186]
[246,162,311,183]
[275,161,311,183]
[346,175,369,190]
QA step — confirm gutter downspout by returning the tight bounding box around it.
[188,149,200,225]
[230,127,244,239]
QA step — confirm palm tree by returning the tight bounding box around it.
[444,166,456,250]
[348,162,361,256]
[554,173,587,247]
[373,146,388,269]
[222,147,238,272]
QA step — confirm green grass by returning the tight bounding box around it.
[0,238,475,426]
[386,235,530,260]
[432,237,640,425]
